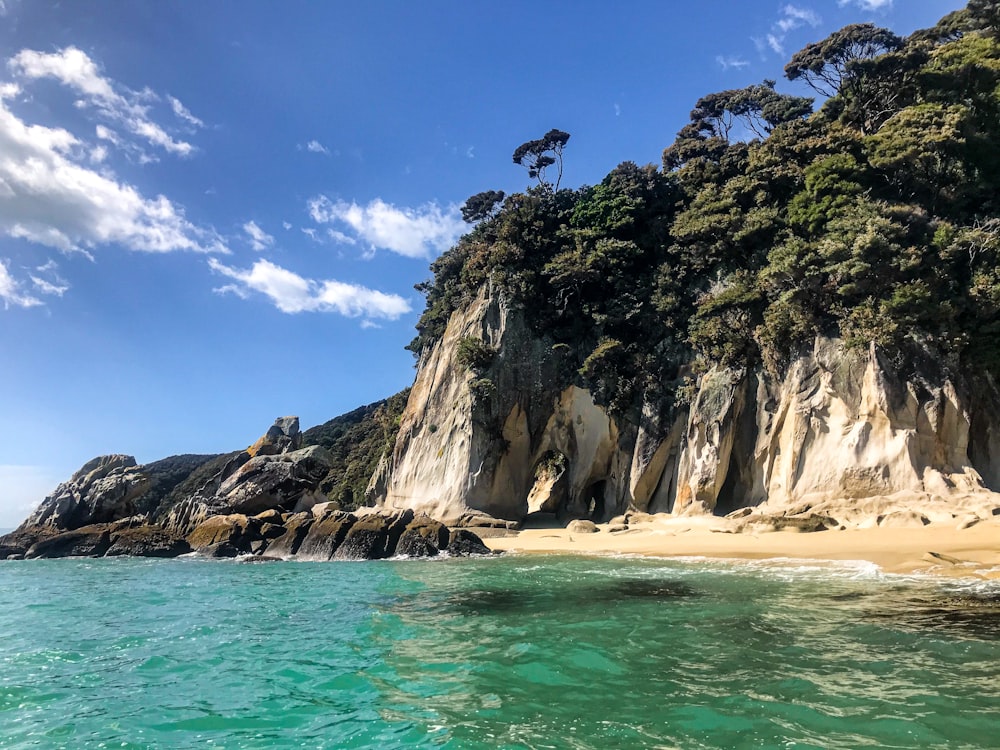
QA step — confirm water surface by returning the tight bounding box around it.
[0,555,997,748]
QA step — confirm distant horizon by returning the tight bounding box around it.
[0,0,965,527]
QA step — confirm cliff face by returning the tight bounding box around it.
[373,286,1000,525]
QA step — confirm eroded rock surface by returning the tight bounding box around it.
[373,286,1000,527]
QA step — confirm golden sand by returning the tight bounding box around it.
[485,515,1000,579]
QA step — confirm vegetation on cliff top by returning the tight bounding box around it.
[409,2,1000,417]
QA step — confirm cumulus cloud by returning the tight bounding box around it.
[243,220,274,251]
[209,258,411,319]
[307,196,465,259]
[9,46,200,158]
[0,83,224,256]
[305,139,330,155]
[0,259,41,308]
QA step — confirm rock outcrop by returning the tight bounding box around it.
[372,285,1000,527]
[1,415,491,561]
[21,455,150,530]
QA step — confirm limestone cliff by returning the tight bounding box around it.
[372,285,1000,526]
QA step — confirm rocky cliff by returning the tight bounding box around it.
[1,416,489,560]
[372,285,1000,527]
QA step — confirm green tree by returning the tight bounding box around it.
[460,190,505,223]
[512,129,571,189]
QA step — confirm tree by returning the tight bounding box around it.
[785,24,904,98]
[513,129,571,189]
[460,190,505,223]
[691,80,813,140]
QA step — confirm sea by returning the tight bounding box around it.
[0,554,997,749]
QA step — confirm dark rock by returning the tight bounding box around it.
[264,513,314,558]
[296,511,357,560]
[104,525,191,557]
[335,509,414,560]
[395,514,450,557]
[26,525,112,558]
[445,528,493,556]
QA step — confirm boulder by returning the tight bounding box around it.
[186,514,257,557]
[25,525,112,558]
[295,511,357,560]
[263,512,313,558]
[567,519,598,534]
[105,525,191,557]
[247,416,302,457]
[395,514,450,557]
[335,509,414,560]
[445,528,492,556]
[213,445,332,516]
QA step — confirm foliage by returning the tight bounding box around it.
[301,389,410,510]
[461,190,505,223]
[407,3,1000,417]
[513,129,571,190]
[456,336,497,372]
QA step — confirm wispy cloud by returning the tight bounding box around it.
[716,55,750,71]
[243,220,274,251]
[307,196,465,259]
[0,259,41,309]
[209,258,411,320]
[754,4,822,58]
[9,47,201,158]
[167,95,203,127]
[838,0,892,10]
[29,260,69,297]
[0,64,225,260]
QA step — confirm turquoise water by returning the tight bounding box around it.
[0,556,998,749]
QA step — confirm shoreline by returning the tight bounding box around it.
[483,516,1000,580]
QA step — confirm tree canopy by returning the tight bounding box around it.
[410,3,1000,418]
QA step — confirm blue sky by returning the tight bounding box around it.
[0,0,963,526]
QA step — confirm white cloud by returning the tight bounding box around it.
[243,220,274,251]
[306,139,330,155]
[757,4,822,58]
[466,146,475,159]
[0,84,225,256]
[9,47,198,157]
[282,221,292,230]
[839,0,892,9]
[209,258,411,319]
[717,55,750,71]
[327,228,356,245]
[0,259,41,308]
[30,260,69,297]
[307,196,465,259]
[168,95,203,127]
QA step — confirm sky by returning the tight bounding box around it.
[0,0,965,527]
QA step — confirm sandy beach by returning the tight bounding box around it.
[485,515,1000,579]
